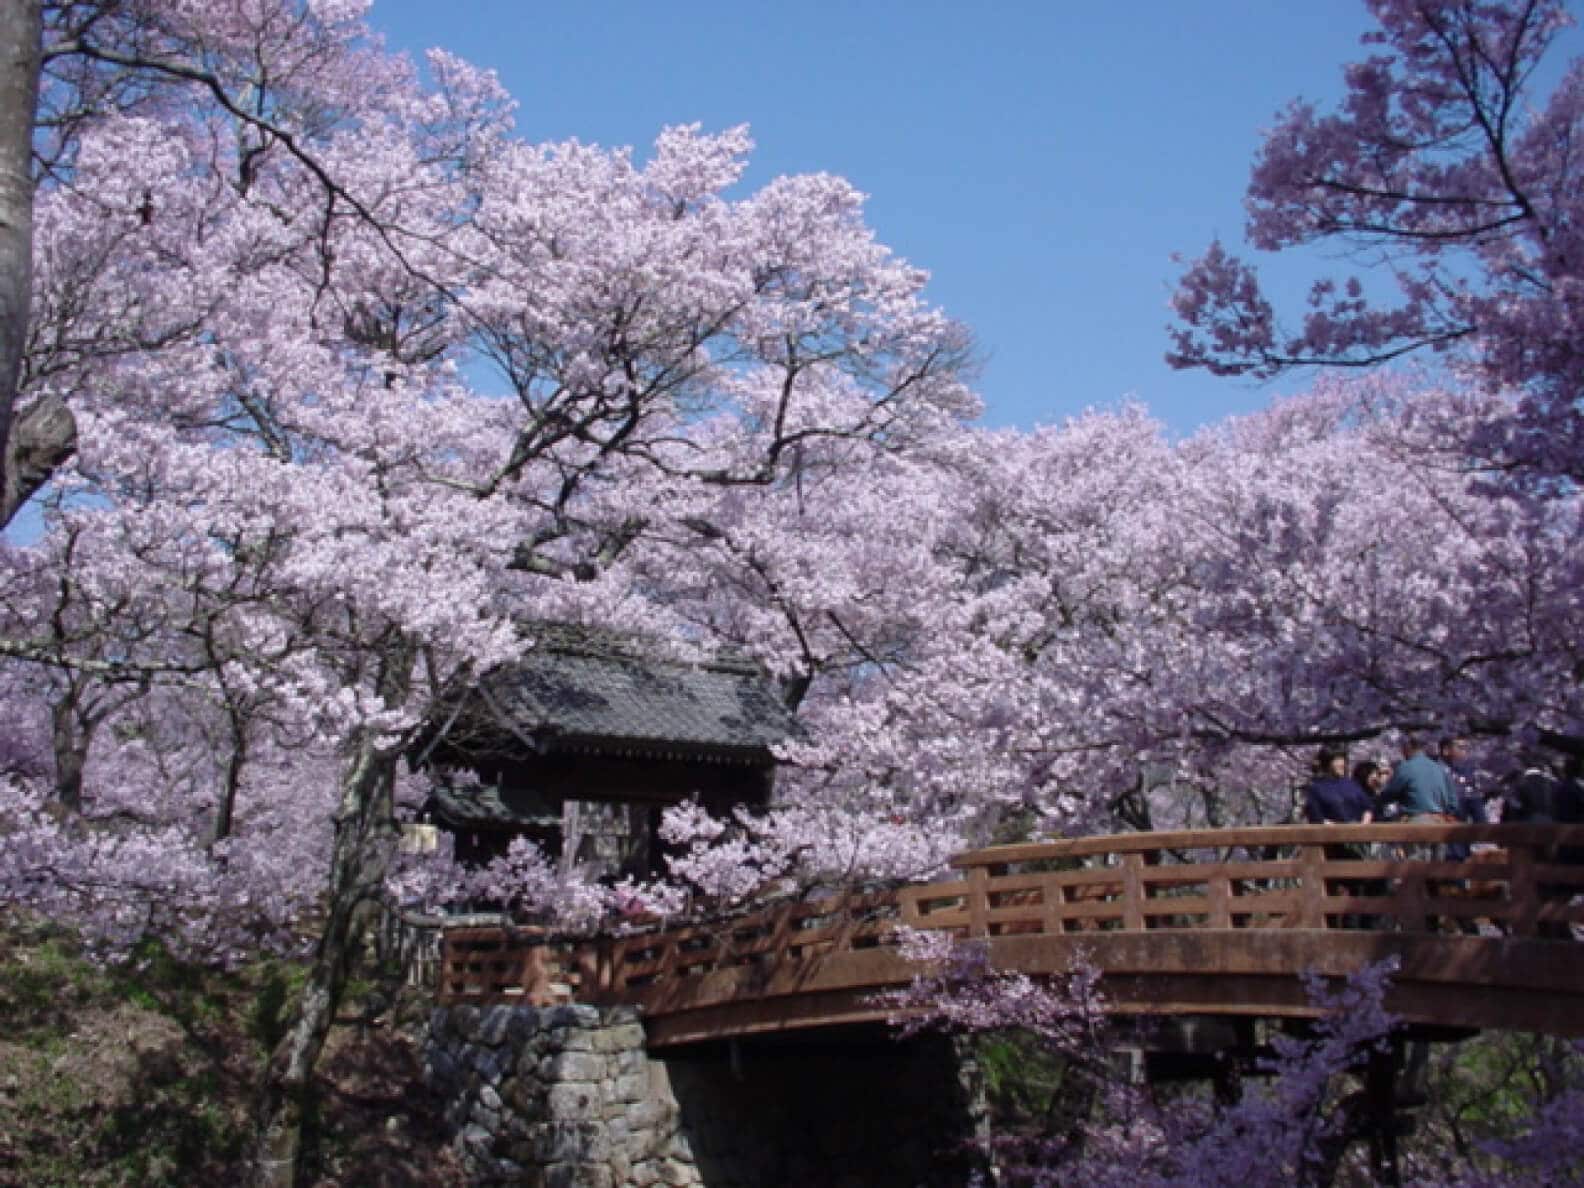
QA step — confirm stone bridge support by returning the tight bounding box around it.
[425,1004,988,1187]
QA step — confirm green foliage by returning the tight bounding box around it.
[1419,1031,1584,1169]
[976,1030,1067,1127]
[112,937,232,1028]
[0,922,456,1186]
[78,1067,249,1186]
[0,931,101,1044]
[0,928,259,1185]
[249,959,307,1054]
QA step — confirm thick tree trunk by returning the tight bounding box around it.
[0,0,41,529]
[6,393,75,524]
[50,692,90,811]
[252,735,400,1187]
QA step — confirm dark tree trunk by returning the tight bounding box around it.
[50,691,90,811]
[252,735,401,1187]
[0,0,42,528]
[212,710,248,844]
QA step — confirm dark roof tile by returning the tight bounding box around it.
[484,643,797,755]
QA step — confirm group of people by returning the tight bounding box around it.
[1302,734,1584,833]
[1301,734,1584,937]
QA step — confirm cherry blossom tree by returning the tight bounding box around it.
[631,374,1584,902]
[889,934,1405,1186]
[894,937,1584,1186]
[6,6,1584,1185]
[0,2,979,1181]
[1151,377,1583,790]
[1169,0,1584,485]
[3,0,450,526]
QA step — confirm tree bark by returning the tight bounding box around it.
[212,707,248,844]
[5,392,75,525]
[0,0,41,529]
[50,690,90,811]
[252,734,401,1187]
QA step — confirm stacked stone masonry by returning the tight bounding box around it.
[425,1003,986,1187]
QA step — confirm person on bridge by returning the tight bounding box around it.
[1439,735,1485,862]
[1560,756,1584,870]
[1504,752,1566,824]
[1503,752,1580,937]
[1305,747,1375,928]
[1305,747,1374,825]
[1380,737,1459,822]
[1352,758,1390,812]
[1353,757,1394,864]
[1382,736,1467,932]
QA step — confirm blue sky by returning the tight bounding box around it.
[364,2,1575,435]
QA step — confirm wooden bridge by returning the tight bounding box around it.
[437,823,1584,1048]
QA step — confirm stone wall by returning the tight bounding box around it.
[425,1004,986,1187]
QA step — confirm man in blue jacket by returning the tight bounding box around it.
[1382,736,1464,931]
[1382,737,1458,820]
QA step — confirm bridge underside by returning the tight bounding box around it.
[633,931,1584,1048]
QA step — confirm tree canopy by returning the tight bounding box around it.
[1169,0,1584,485]
[1,1,1583,1183]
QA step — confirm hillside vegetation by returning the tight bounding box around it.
[0,923,461,1187]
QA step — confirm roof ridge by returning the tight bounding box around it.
[520,621,765,675]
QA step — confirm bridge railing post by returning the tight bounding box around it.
[1296,844,1327,929]
[1509,841,1539,938]
[1207,870,1231,930]
[966,865,990,937]
[1394,858,1427,934]
[1121,853,1146,932]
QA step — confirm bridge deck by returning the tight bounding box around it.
[438,823,1584,1046]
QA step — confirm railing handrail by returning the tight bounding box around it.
[436,823,1584,1022]
[952,822,1584,867]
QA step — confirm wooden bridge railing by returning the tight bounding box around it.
[435,924,583,1005]
[437,823,1584,1027]
[921,822,1584,939]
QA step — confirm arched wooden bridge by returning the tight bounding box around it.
[438,823,1584,1048]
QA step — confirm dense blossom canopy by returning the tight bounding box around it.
[0,0,1578,974]
[0,1,1581,1179]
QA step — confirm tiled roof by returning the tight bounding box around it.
[453,628,799,761]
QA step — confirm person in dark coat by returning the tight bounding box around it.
[1504,752,1577,936]
[1352,758,1391,819]
[1439,735,1483,861]
[1560,755,1584,867]
[1306,747,1374,824]
[1305,746,1376,928]
[1506,754,1564,823]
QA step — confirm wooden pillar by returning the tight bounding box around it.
[1297,844,1326,929]
[1122,854,1146,932]
[1509,843,1539,938]
[1365,1037,1402,1188]
[966,864,990,938]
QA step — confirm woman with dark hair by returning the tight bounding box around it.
[1305,747,1376,928]
[1305,747,1374,825]
[1352,758,1390,819]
